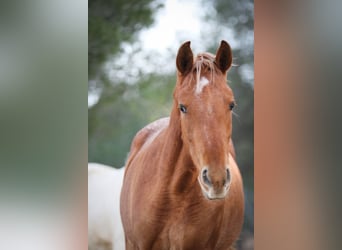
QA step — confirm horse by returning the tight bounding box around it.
[120,41,244,250]
[88,163,125,250]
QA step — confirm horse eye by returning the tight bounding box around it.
[179,104,187,113]
[229,102,235,110]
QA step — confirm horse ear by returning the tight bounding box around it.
[176,41,193,75]
[215,40,233,73]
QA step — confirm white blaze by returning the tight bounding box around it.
[195,76,209,94]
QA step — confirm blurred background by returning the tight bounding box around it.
[88,0,254,248]
[2,0,342,249]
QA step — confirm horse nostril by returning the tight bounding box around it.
[202,168,211,186]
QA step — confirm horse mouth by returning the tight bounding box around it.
[205,192,227,200]
[206,190,229,200]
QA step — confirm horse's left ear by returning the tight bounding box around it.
[215,40,233,73]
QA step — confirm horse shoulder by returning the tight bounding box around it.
[225,154,245,242]
[125,117,169,168]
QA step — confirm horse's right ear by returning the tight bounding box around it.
[176,41,193,75]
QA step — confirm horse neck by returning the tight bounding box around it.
[160,105,183,166]
[158,105,197,192]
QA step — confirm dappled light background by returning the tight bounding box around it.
[88,0,254,248]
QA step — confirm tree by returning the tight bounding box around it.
[88,0,163,164]
[88,0,162,80]
[88,73,175,167]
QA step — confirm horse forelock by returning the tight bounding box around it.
[177,52,226,95]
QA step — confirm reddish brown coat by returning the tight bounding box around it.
[121,41,244,250]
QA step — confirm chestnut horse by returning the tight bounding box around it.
[120,41,244,250]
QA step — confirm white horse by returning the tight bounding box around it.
[88,163,125,250]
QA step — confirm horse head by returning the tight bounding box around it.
[174,41,235,200]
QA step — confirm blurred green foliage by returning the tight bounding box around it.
[0,0,87,195]
[213,0,254,36]
[89,74,175,166]
[89,0,163,79]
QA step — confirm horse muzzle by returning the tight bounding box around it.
[198,167,231,200]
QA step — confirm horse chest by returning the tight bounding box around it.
[143,201,226,249]
[166,218,212,249]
